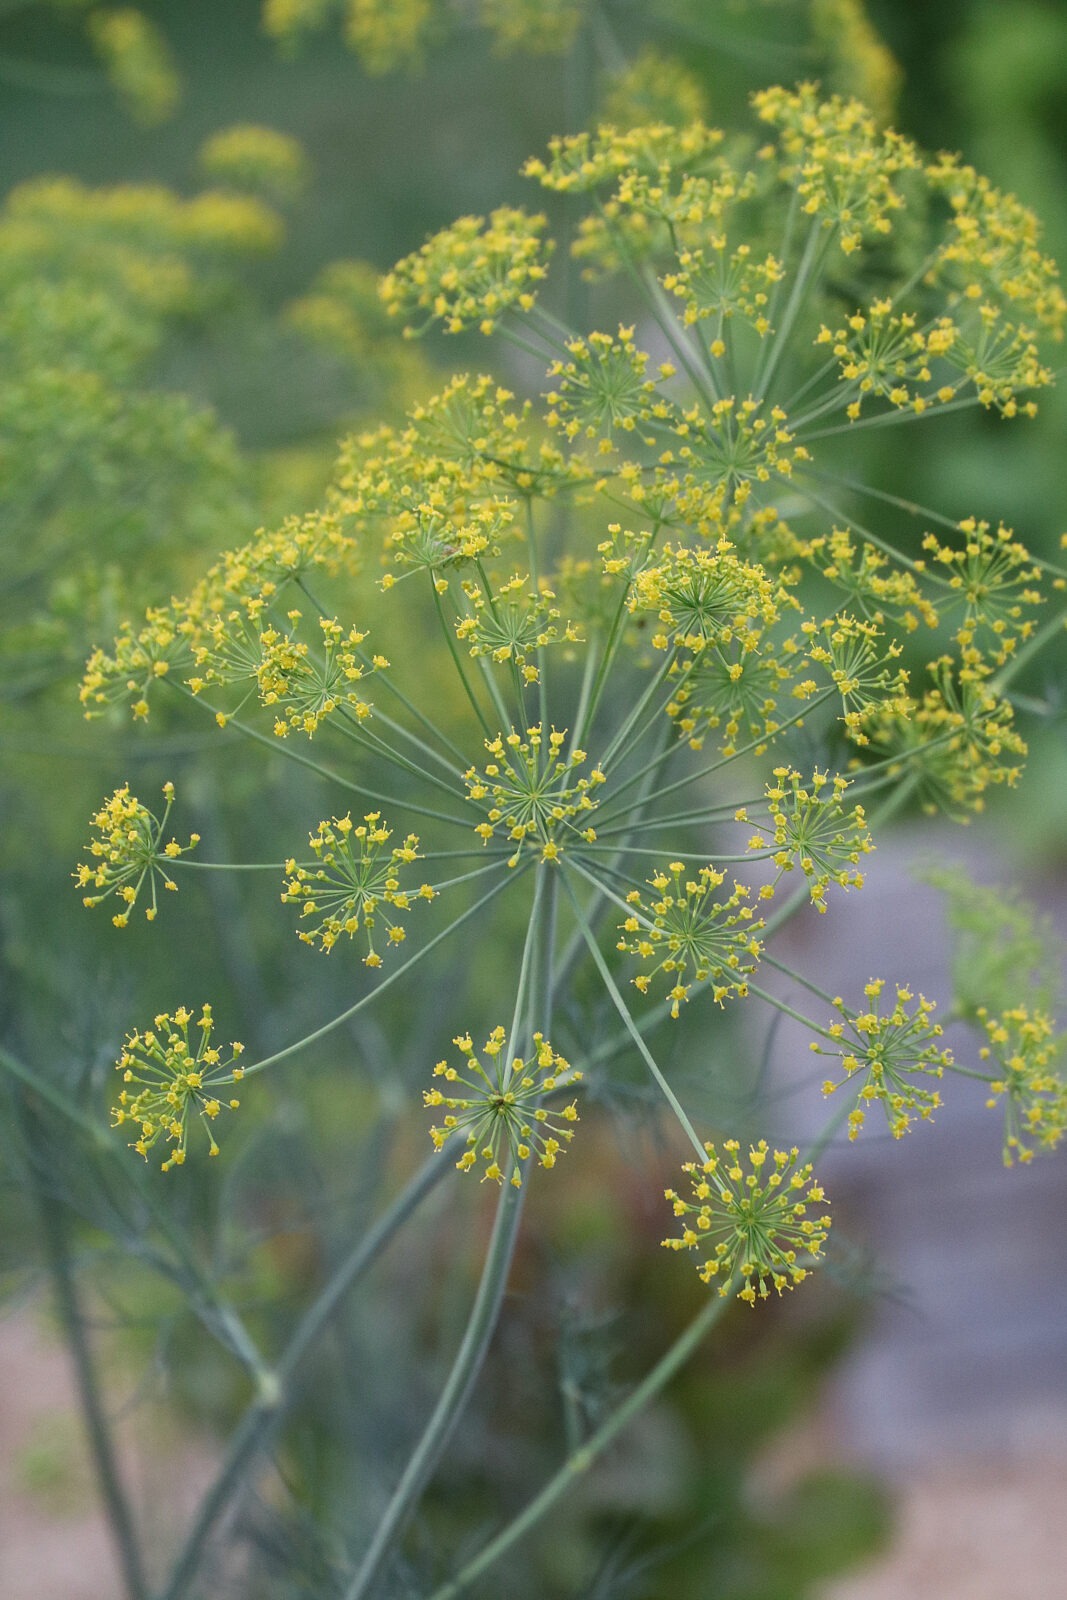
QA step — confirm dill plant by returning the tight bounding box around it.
[63,78,1067,1600]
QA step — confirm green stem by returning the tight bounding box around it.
[237,869,517,1080]
[561,864,705,1159]
[432,581,494,738]
[173,686,468,829]
[343,1180,527,1600]
[341,870,549,1600]
[425,1289,732,1600]
[158,1149,452,1600]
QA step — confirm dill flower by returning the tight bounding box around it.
[424,1027,580,1185]
[480,0,584,56]
[87,8,180,125]
[111,1005,244,1170]
[455,574,580,680]
[921,518,1043,667]
[663,1139,831,1304]
[282,813,435,960]
[198,124,309,202]
[345,0,436,73]
[746,767,872,912]
[464,726,605,865]
[814,981,953,1139]
[545,325,672,448]
[618,864,762,1016]
[74,783,199,927]
[978,1005,1067,1166]
[379,207,551,336]
[602,46,708,132]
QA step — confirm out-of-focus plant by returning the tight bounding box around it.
[59,72,1067,1596]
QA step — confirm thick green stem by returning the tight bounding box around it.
[341,868,549,1600]
[158,1148,451,1600]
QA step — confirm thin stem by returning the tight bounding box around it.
[158,1150,452,1600]
[561,863,705,1160]
[425,1289,732,1600]
[173,686,469,829]
[432,581,494,739]
[236,870,518,1081]
[342,871,549,1600]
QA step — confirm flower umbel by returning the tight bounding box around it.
[74,782,199,926]
[814,981,953,1138]
[282,813,434,960]
[424,1027,581,1186]
[464,725,605,865]
[618,863,762,1016]
[978,1005,1067,1166]
[111,1004,244,1171]
[663,1139,831,1304]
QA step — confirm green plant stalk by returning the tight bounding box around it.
[562,863,705,1160]
[341,866,549,1600]
[425,1286,733,1600]
[236,869,517,1080]
[158,1144,453,1600]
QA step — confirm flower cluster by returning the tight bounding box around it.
[74,783,198,926]
[813,981,953,1139]
[455,574,580,681]
[618,864,762,1016]
[663,1140,831,1304]
[745,768,872,912]
[198,124,309,202]
[978,1005,1067,1166]
[464,727,605,864]
[111,1005,244,1171]
[425,1027,580,1185]
[379,207,551,335]
[282,813,434,960]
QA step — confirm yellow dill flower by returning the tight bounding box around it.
[602,47,708,132]
[628,541,786,652]
[74,783,199,927]
[112,1005,244,1171]
[464,725,605,865]
[257,613,384,738]
[198,125,309,203]
[345,0,436,73]
[806,525,935,630]
[380,207,551,336]
[87,8,180,125]
[545,325,669,448]
[872,657,1027,816]
[425,1027,580,1185]
[921,518,1043,667]
[802,615,911,745]
[480,0,584,56]
[454,573,580,680]
[618,863,762,1017]
[664,1140,831,1304]
[282,813,434,959]
[262,0,338,48]
[813,0,901,126]
[978,1005,1067,1166]
[814,981,953,1139]
[747,767,873,912]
